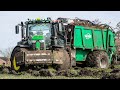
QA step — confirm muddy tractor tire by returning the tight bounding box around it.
[111,55,118,65]
[10,47,25,72]
[60,50,70,70]
[86,51,109,69]
[56,49,71,71]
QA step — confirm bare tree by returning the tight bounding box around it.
[115,22,120,39]
[92,19,101,24]
[92,19,111,26]
[115,22,120,31]
[0,47,13,59]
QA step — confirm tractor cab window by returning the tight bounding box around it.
[28,23,51,49]
[28,23,51,37]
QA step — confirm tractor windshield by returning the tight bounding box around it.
[28,23,51,49]
[28,23,51,37]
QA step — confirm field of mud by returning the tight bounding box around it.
[0,64,120,79]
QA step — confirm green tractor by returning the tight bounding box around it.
[10,17,118,73]
[10,18,71,72]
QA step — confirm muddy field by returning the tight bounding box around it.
[0,64,120,79]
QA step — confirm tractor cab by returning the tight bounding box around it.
[15,18,53,50]
[27,18,52,50]
[15,17,67,50]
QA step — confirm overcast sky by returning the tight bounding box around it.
[0,11,120,51]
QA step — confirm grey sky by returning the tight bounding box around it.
[0,11,120,51]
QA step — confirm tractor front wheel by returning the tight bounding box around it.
[10,47,24,73]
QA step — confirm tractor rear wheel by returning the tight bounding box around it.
[86,51,109,68]
[56,49,71,71]
[10,47,25,73]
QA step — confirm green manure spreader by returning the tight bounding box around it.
[66,18,117,69]
[73,25,117,68]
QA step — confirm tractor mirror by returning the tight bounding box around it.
[59,23,62,32]
[15,25,19,34]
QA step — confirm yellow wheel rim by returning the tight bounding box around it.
[13,56,20,71]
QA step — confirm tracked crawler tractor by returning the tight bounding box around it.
[10,18,71,72]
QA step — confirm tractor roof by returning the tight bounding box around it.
[25,18,52,24]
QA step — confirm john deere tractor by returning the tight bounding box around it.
[10,18,71,72]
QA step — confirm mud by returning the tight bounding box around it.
[1,65,120,79]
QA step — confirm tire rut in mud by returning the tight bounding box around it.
[1,65,120,79]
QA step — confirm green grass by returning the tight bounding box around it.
[0,73,99,79]
[0,65,120,79]
[113,65,120,69]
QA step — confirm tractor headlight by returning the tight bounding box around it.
[31,40,36,43]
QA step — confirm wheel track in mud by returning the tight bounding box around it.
[1,65,120,79]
